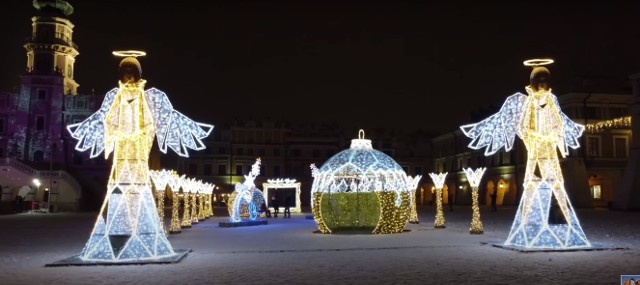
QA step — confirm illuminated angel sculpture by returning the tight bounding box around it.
[460,59,590,249]
[67,52,213,261]
[228,158,266,222]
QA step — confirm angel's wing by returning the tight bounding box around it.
[460,93,527,156]
[144,88,214,157]
[66,88,118,158]
[552,94,584,157]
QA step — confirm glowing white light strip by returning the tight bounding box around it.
[460,85,590,248]
[462,167,486,188]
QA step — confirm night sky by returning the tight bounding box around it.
[1,0,639,134]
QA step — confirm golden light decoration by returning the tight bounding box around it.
[460,61,590,249]
[197,182,207,220]
[169,173,184,234]
[112,50,147,57]
[310,130,413,234]
[149,169,173,235]
[523,58,554,66]
[189,179,199,225]
[180,178,192,229]
[428,172,447,229]
[462,167,486,234]
[66,56,213,261]
[586,116,631,133]
[407,175,423,224]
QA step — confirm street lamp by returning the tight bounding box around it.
[32,179,41,212]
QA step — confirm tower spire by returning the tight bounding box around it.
[24,0,79,95]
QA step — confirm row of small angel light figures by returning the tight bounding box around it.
[148,169,215,234]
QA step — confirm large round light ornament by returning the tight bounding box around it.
[310,130,412,234]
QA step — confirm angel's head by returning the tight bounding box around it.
[119,57,142,84]
[529,66,551,92]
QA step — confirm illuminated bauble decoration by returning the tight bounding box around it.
[310,130,413,234]
[459,59,590,249]
[228,158,265,222]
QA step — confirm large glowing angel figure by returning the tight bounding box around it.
[229,158,265,222]
[67,51,213,262]
[460,59,590,249]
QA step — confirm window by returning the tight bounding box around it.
[189,164,197,175]
[258,149,265,156]
[614,136,628,158]
[273,165,281,177]
[591,185,601,199]
[414,167,422,176]
[274,149,281,157]
[587,136,600,157]
[217,164,227,175]
[75,100,85,108]
[203,164,212,175]
[457,157,463,169]
[0,118,4,134]
[312,149,320,158]
[292,149,301,157]
[218,147,226,155]
[33,150,44,162]
[236,164,243,175]
[248,149,254,156]
[236,148,243,155]
[36,116,45,130]
[37,89,47,100]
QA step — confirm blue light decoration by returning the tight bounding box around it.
[229,158,265,222]
[66,54,213,262]
[459,59,590,249]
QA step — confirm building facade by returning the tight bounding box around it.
[0,1,105,212]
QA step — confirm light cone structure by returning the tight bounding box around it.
[459,62,590,249]
[66,59,213,261]
[429,172,447,229]
[407,175,422,224]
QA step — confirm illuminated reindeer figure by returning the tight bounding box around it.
[229,158,265,222]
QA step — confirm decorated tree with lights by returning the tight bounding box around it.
[67,51,213,262]
[429,172,447,229]
[407,175,422,224]
[462,167,486,234]
[459,59,590,249]
[229,158,265,222]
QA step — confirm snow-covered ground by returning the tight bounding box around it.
[0,205,638,285]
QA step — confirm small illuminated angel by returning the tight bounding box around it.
[229,158,265,222]
[67,51,213,261]
[460,59,590,248]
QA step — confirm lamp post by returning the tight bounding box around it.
[32,179,41,210]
